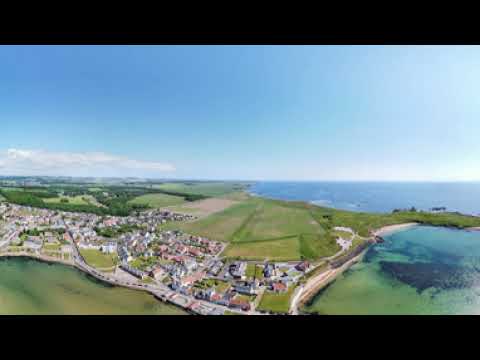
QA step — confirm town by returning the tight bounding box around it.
[0,202,313,315]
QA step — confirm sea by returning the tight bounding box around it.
[249,181,480,215]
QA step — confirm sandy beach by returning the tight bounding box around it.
[295,249,369,311]
[373,222,419,237]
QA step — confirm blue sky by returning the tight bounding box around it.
[0,45,479,180]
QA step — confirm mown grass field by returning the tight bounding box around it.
[153,182,250,197]
[128,193,186,208]
[224,237,302,261]
[164,200,259,241]
[257,287,296,314]
[79,249,117,269]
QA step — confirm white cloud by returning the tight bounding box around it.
[0,149,175,177]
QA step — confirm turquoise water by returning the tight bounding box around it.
[304,226,480,315]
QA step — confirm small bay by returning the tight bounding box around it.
[304,226,480,315]
[0,257,186,315]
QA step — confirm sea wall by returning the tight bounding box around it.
[329,240,373,269]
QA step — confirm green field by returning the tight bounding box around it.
[231,199,325,242]
[164,200,260,241]
[257,287,296,314]
[79,249,117,269]
[224,237,302,261]
[88,187,104,192]
[153,182,250,197]
[43,244,62,251]
[128,193,186,208]
[166,198,341,261]
[44,195,99,207]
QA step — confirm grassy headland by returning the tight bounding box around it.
[164,194,480,262]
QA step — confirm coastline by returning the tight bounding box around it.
[295,222,420,312]
[295,248,368,313]
[373,222,419,237]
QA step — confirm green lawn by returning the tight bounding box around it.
[257,287,296,314]
[128,193,186,208]
[79,249,117,269]
[224,237,302,261]
[246,263,263,279]
[195,279,231,294]
[129,256,158,271]
[43,244,62,251]
[153,182,250,197]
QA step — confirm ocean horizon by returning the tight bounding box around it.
[248,181,480,215]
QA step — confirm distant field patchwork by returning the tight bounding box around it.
[128,193,186,208]
[166,198,237,217]
[44,195,100,206]
[153,182,250,197]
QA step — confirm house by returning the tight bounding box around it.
[272,282,288,293]
[63,232,73,243]
[229,298,251,312]
[296,261,310,272]
[208,261,224,276]
[263,263,276,278]
[150,267,165,280]
[101,242,117,254]
[24,238,43,251]
[45,236,58,244]
[230,262,247,279]
[120,264,146,279]
[234,280,260,295]
[180,271,205,287]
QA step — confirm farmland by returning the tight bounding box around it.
[44,195,101,207]
[128,193,186,208]
[152,182,251,197]
[166,197,341,261]
[165,198,238,217]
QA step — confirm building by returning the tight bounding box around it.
[150,267,165,280]
[24,239,42,251]
[272,282,288,293]
[295,261,310,272]
[230,262,247,279]
[101,242,117,254]
[120,264,146,279]
[234,280,260,295]
[229,298,251,312]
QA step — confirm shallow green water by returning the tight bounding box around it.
[0,257,186,315]
[304,226,480,315]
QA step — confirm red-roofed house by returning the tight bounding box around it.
[272,282,288,293]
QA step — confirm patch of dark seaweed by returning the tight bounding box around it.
[380,261,479,293]
[394,241,463,265]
